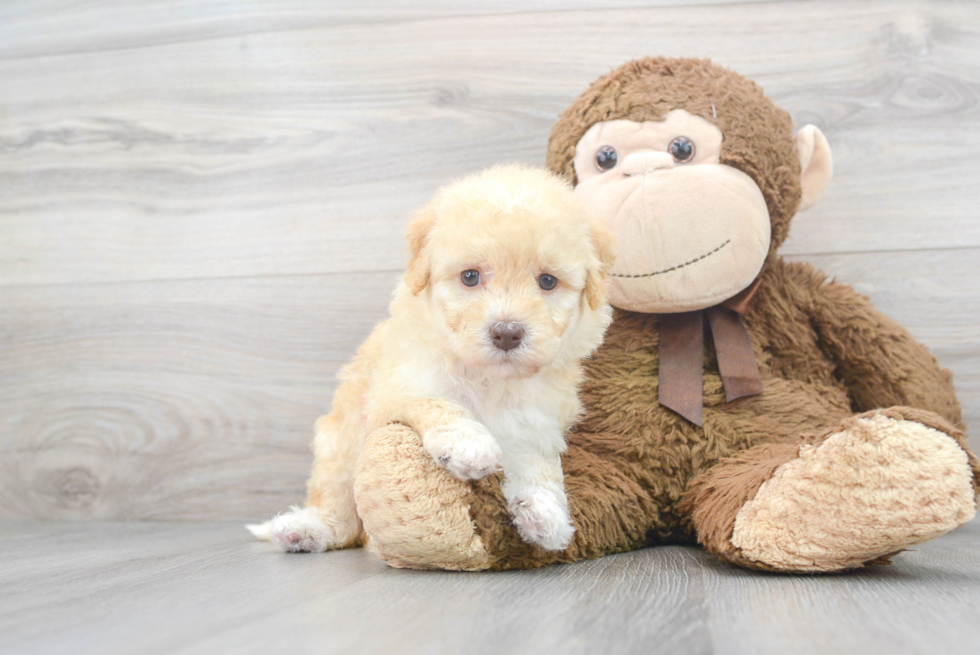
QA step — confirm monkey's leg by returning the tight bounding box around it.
[353,423,493,570]
[683,407,979,572]
[354,424,656,570]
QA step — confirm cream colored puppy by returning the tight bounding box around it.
[248,164,614,553]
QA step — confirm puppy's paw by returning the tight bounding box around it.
[269,507,339,553]
[424,419,502,481]
[507,486,575,551]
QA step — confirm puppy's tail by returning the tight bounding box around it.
[245,520,274,541]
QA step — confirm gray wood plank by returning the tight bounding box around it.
[698,521,980,655]
[0,520,978,655]
[2,0,980,286]
[0,0,788,61]
[0,271,395,520]
[1,249,976,520]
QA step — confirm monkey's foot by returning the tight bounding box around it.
[730,409,978,571]
[354,423,492,571]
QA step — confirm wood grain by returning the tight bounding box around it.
[0,0,789,61]
[0,272,395,519]
[1,520,978,655]
[0,250,976,521]
[1,0,979,520]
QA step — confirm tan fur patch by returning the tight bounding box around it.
[730,414,978,571]
[679,442,801,567]
[353,424,493,571]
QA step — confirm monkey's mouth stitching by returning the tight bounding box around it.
[610,239,731,278]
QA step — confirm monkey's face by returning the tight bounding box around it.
[573,109,771,313]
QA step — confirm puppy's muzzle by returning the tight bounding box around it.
[490,322,525,352]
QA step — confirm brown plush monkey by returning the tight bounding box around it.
[351,57,980,572]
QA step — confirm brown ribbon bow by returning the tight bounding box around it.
[658,278,764,426]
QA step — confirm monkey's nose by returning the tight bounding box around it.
[621,152,674,176]
[490,322,525,352]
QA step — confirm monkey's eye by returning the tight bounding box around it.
[461,270,481,287]
[595,145,618,171]
[668,136,695,163]
[537,274,558,291]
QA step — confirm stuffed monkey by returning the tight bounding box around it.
[348,57,980,572]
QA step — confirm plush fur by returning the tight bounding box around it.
[346,58,980,573]
[248,164,615,553]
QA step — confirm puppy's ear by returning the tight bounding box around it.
[584,219,616,310]
[405,205,436,295]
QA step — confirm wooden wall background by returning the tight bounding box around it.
[1,0,978,521]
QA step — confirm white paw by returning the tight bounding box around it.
[424,419,502,481]
[507,486,575,551]
[268,507,339,553]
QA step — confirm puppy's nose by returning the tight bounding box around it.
[490,322,525,352]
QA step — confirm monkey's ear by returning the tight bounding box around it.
[405,206,436,295]
[585,220,617,310]
[795,125,833,213]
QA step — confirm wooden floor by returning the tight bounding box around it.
[1,519,978,655]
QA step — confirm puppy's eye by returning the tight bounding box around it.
[537,274,558,291]
[668,136,695,163]
[595,145,618,171]
[461,269,481,287]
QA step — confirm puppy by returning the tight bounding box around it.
[248,164,614,552]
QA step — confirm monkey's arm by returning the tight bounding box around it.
[803,269,962,426]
